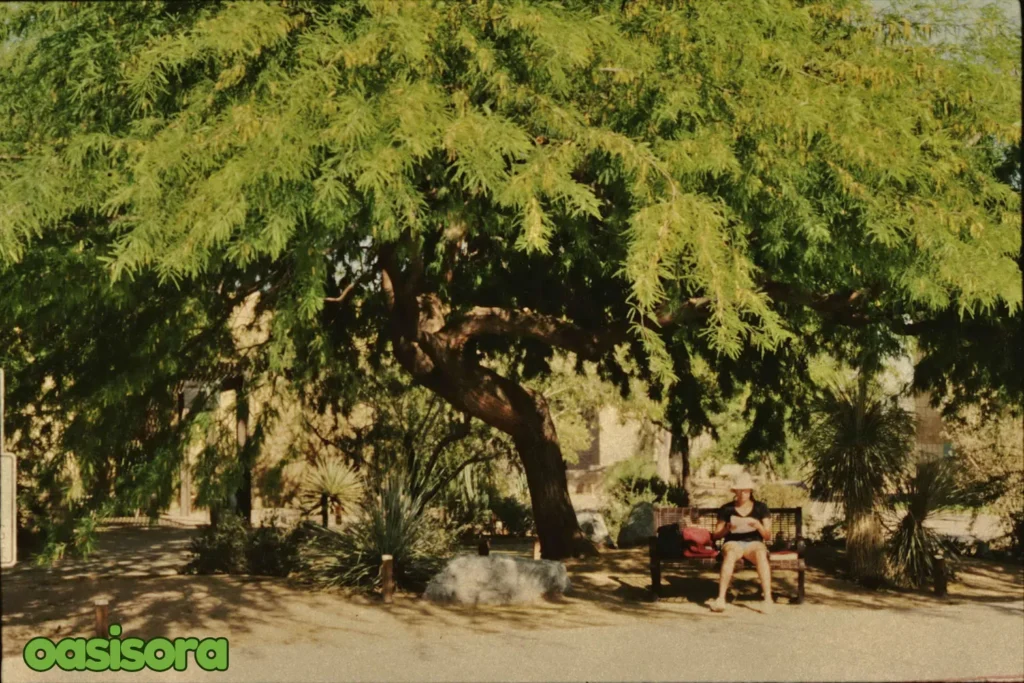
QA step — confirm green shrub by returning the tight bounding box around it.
[246,519,301,577]
[756,482,811,509]
[182,513,249,575]
[600,457,690,543]
[182,513,299,577]
[490,495,534,536]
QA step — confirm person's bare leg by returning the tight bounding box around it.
[745,544,773,611]
[710,544,741,611]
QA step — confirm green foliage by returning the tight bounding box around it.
[806,381,915,513]
[183,513,251,576]
[0,0,1019,556]
[291,475,454,592]
[182,513,300,577]
[944,404,1024,551]
[757,482,811,510]
[604,486,660,547]
[886,459,961,589]
[298,357,514,517]
[604,456,659,486]
[601,456,686,541]
[489,495,535,537]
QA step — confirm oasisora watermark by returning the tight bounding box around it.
[23,625,228,673]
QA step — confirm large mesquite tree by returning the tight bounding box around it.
[1,0,1019,558]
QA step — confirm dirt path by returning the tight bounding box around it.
[2,527,1022,682]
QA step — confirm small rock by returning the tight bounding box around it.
[576,510,614,548]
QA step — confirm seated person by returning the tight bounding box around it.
[707,473,773,613]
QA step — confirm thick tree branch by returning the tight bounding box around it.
[442,307,618,359]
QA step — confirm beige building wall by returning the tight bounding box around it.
[566,405,672,509]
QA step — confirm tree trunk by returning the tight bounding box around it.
[846,507,885,585]
[378,250,594,560]
[234,387,252,526]
[510,389,597,559]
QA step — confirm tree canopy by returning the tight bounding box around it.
[1,0,1019,558]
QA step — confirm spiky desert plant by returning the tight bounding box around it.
[887,458,961,589]
[807,377,914,584]
[301,457,363,527]
[291,474,454,592]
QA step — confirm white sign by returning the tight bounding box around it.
[1,368,13,567]
[1,453,15,567]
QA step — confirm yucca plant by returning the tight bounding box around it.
[887,458,961,589]
[807,376,914,584]
[292,474,454,592]
[300,456,363,527]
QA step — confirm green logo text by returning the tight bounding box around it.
[23,625,228,673]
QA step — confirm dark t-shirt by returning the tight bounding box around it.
[717,500,771,543]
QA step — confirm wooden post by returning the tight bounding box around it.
[477,538,490,556]
[933,553,948,597]
[381,555,394,604]
[1,367,5,453]
[533,539,541,560]
[93,599,109,637]
[649,536,661,599]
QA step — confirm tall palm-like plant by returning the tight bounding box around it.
[301,456,363,527]
[806,375,914,584]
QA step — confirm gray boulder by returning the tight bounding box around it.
[424,555,570,605]
[576,510,614,548]
[617,501,656,548]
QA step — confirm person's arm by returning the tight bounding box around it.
[750,515,773,542]
[711,520,731,541]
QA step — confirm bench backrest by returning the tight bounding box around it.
[653,506,804,544]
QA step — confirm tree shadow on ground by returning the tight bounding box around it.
[0,526,382,658]
[4,528,1021,657]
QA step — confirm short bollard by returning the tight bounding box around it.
[381,555,395,604]
[477,538,490,556]
[533,539,541,560]
[93,599,109,637]
[933,553,948,597]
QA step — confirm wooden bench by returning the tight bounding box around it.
[648,506,807,604]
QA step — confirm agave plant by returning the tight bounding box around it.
[300,456,363,527]
[806,376,914,584]
[887,458,961,589]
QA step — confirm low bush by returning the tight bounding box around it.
[601,458,689,542]
[182,513,298,577]
[490,495,534,536]
[756,482,811,510]
[247,519,301,577]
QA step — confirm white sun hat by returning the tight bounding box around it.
[730,472,757,491]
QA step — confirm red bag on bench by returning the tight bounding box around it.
[681,526,719,558]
